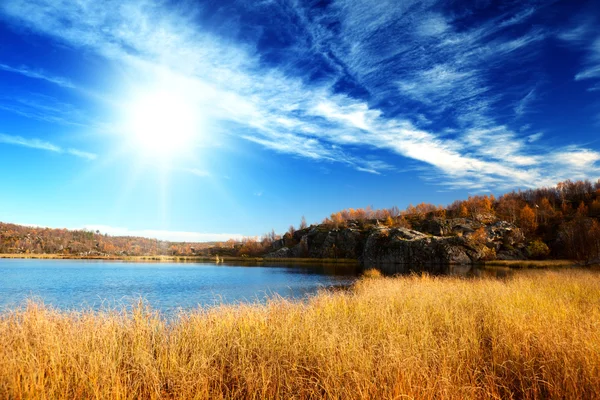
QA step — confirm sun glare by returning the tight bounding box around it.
[125,88,201,158]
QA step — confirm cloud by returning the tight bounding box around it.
[66,148,97,160]
[575,64,600,81]
[514,89,536,118]
[0,94,88,127]
[181,168,210,177]
[0,62,76,89]
[0,133,97,160]
[558,19,600,88]
[1,0,598,190]
[527,132,544,143]
[83,225,243,242]
[0,133,60,152]
[498,7,536,28]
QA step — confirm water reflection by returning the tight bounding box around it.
[0,259,519,316]
[0,259,360,315]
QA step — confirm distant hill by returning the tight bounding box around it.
[0,222,217,257]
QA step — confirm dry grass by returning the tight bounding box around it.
[1,270,600,399]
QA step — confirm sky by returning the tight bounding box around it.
[0,0,600,241]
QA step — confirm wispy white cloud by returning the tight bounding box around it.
[527,132,544,143]
[0,62,76,89]
[66,148,97,160]
[0,133,97,160]
[0,94,88,127]
[499,7,536,28]
[1,0,598,190]
[575,64,600,81]
[0,133,60,152]
[181,168,210,178]
[514,89,536,118]
[559,19,600,88]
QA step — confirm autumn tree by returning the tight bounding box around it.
[464,195,494,222]
[590,199,600,217]
[299,216,307,230]
[470,227,488,246]
[576,201,589,217]
[518,204,538,236]
[496,195,522,223]
[536,197,555,225]
[558,217,600,263]
[330,212,344,229]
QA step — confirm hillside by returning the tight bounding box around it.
[0,222,215,257]
[228,179,600,264]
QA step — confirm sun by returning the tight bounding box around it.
[124,88,201,159]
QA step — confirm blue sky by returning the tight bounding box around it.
[0,0,599,240]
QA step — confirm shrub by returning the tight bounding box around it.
[362,268,382,279]
[527,240,550,259]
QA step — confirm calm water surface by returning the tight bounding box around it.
[0,259,359,314]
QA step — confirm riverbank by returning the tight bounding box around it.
[0,253,580,268]
[1,269,599,399]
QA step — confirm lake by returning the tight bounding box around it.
[0,259,360,314]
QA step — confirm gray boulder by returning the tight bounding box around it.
[360,227,476,266]
[265,247,293,258]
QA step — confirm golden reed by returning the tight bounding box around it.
[1,269,599,399]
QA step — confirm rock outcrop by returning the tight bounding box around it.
[360,227,474,266]
[265,218,527,265]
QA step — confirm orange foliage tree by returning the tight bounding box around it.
[518,205,538,236]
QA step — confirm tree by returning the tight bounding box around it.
[558,217,600,263]
[458,203,469,218]
[576,201,589,217]
[496,195,522,223]
[537,197,555,225]
[518,204,538,236]
[300,216,307,230]
[590,199,600,217]
[464,195,494,221]
[330,212,344,229]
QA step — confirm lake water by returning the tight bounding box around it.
[0,259,360,314]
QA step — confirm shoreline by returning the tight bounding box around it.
[0,253,360,264]
[0,254,581,269]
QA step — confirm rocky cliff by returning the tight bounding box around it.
[265,218,527,265]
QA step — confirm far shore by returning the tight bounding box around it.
[0,253,583,269]
[0,253,360,264]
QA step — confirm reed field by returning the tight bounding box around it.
[1,269,599,399]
